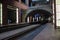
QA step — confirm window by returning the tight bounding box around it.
[7,5,16,24]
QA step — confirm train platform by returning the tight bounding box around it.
[0,23,60,40]
[13,23,60,40]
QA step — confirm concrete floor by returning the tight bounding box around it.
[33,23,60,40]
[13,23,60,40]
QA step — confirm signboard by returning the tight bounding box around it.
[56,0,60,26]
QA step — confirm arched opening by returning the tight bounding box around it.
[25,9,52,24]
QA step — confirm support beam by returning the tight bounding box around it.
[2,0,8,25]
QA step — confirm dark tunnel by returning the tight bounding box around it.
[25,9,52,24]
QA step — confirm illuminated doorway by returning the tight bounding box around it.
[56,0,60,28]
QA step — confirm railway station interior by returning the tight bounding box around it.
[0,0,60,40]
